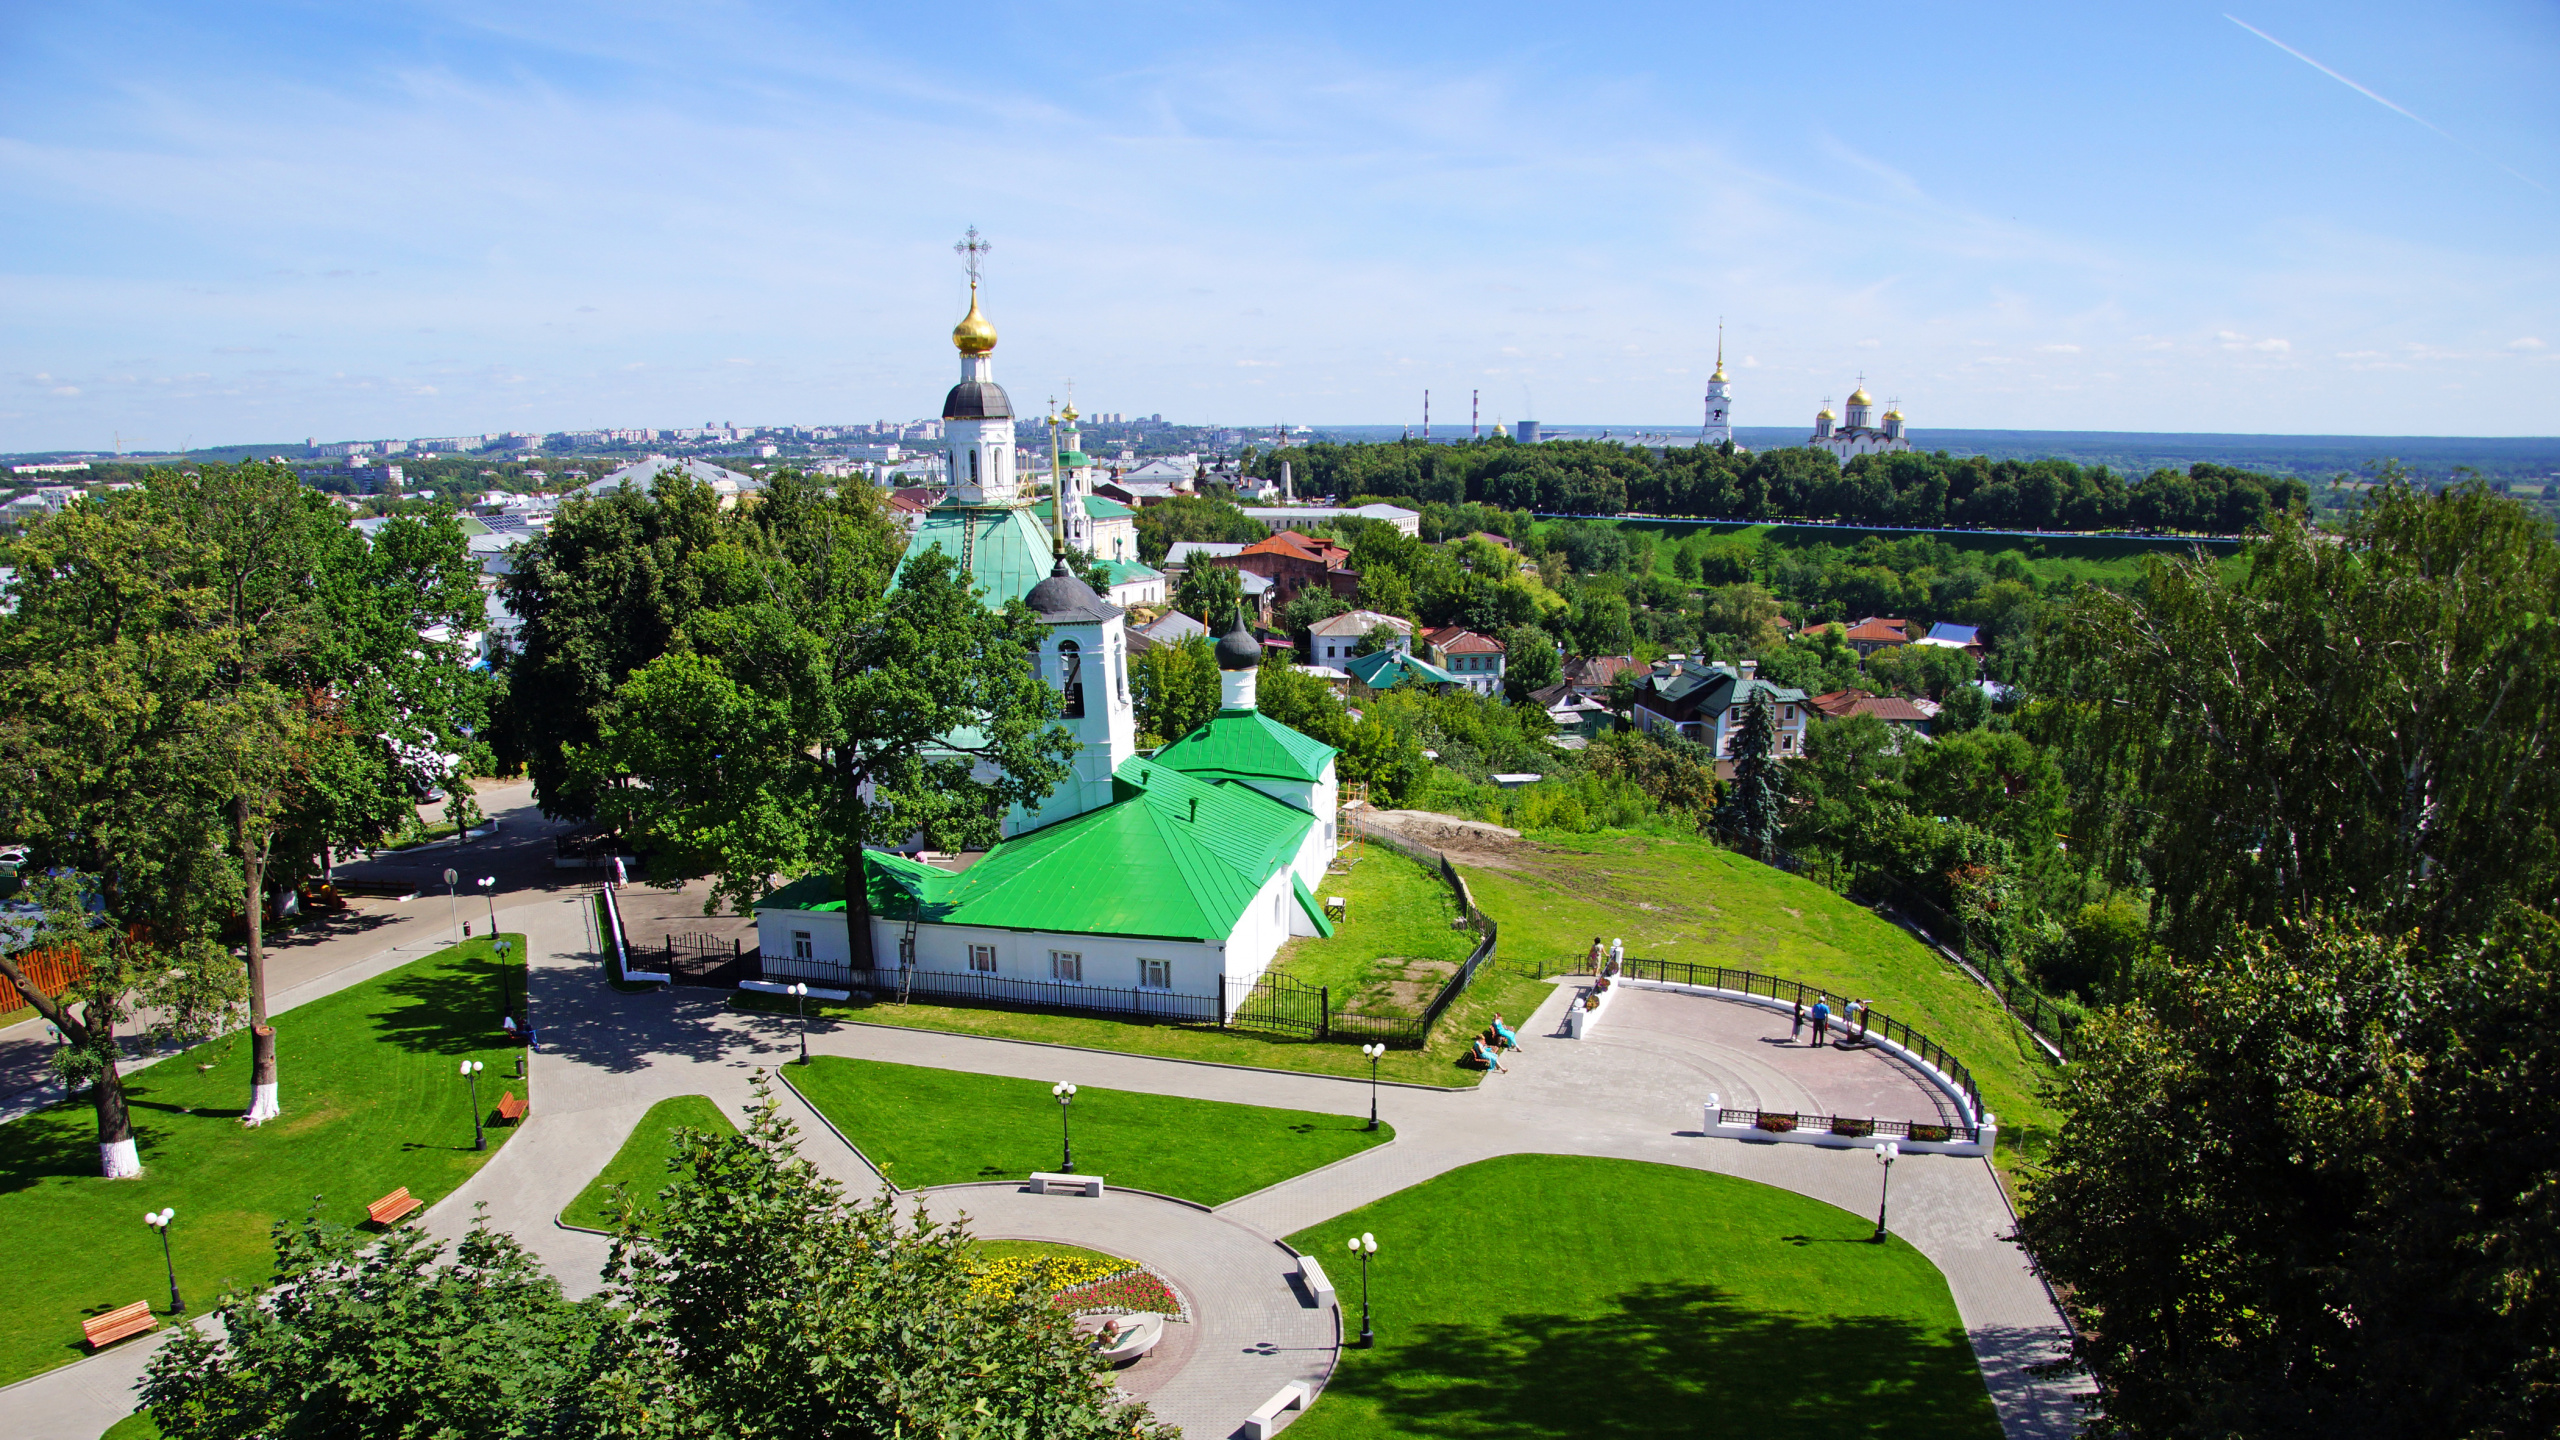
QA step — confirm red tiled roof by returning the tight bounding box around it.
[1842,617,1909,643]
[1563,654,1638,686]
[1845,695,1933,723]
[1808,687,1876,717]
[1426,626,1505,654]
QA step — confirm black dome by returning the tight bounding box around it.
[1025,560,1117,624]
[942,379,1014,421]
[1215,613,1263,670]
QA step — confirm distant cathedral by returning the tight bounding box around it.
[1809,380,1909,460]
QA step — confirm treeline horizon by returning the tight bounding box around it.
[1245,436,2311,534]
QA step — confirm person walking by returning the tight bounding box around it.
[1849,998,1868,1044]
[1791,999,1807,1043]
[1811,995,1832,1047]
[1587,936,1606,973]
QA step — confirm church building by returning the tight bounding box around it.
[754,255,1338,1014]
[1809,382,1911,460]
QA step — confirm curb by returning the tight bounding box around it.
[1211,1131,1401,1214]
[772,1064,896,1193]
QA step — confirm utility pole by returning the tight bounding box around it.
[1423,390,1430,442]
[1472,390,1479,440]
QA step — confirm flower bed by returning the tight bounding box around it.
[1054,1267,1185,1319]
[1754,1113,1797,1133]
[1909,1123,1951,1143]
[1829,1118,1874,1138]
[967,1252,1129,1304]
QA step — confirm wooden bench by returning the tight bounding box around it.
[367,1187,422,1226]
[1295,1253,1336,1309]
[1026,1171,1104,1197]
[82,1301,157,1351]
[496,1091,528,1123]
[1243,1381,1310,1439]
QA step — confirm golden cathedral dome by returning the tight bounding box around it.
[952,286,998,355]
[1817,406,1837,419]
[1847,386,1873,406]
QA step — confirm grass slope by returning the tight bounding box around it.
[785,1056,1391,1205]
[0,936,526,1387]
[1583,517,2250,590]
[1285,1154,2001,1440]
[1464,833,2057,1171]
[558,1093,740,1233]
[1269,847,1476,1016]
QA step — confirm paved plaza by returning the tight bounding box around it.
[0,887,2086,1440]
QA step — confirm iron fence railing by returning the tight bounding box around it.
[1225,971,1427,1047]
[1713,1107,1973,1144]
[842,965,1224,1024]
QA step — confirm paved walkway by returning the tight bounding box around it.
[2,888,2087,1440]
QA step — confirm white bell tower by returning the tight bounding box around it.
[1016,560,1136,832]
[1702,321,1734,447]
[943,227,1018,505]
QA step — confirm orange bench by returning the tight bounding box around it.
[367,1187,421,1226]
[496,1091,527,1123]
[83,1301,157,1350]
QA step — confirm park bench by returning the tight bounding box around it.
[368,1187,422,1226]
[496,1091,528,1123]
[1294,1253,1335,1309]
[82,1301,157,1351]
[1243,1381,1310,1439]
[1027,1171,1104,1197]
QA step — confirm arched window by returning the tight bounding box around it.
[969,449,980,484]
[1058,640,1084,718]
[1114,637,1129,705]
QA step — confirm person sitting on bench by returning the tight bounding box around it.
[1490,1015,1520,1048]
[1468,1037,1508,1072]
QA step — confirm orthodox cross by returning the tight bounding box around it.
[954,226,991,285]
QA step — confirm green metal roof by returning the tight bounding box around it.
[1029,495,1139,523]
[1153,707,1336,784]
[1099,558,1162,584]
[1345,650,1463,689]
[1291,873,1335,938]
[755,754,1315,943]
[895,501,1057,608]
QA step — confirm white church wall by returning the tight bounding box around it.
[872,915,1230,1002]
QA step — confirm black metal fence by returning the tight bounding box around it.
[1855,869,2081,1057]
[1224,971,1428,1048]
[664,932,756,989]
[843,965,1225,1024]
[1543,954,1984,1124]
[1712,1107,1971,1144]
[1418,854,1500,1034]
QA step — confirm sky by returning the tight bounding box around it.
[2,1,2555,452]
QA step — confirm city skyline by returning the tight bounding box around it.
[3,1,2555,453]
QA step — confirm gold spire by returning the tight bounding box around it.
[952,283,998,355]
[1712,321,1727,383]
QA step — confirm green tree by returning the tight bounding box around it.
[1701,582,1787,652]
[2024,908,2560,1440]
[1719,699,1783,860]
[1254,657,1355,751]
[579,476,1074,961]
[1173,559,1244,627]
[2035,483,2560,958]
[1501,625,1562,701]
[1863,642,1975,699]
[1277,588,1352,653]
[1354,622,1406,659]
[1132,633,1220,745]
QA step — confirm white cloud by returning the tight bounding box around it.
[2037,343,2082,354]
[2511,337,2547,350]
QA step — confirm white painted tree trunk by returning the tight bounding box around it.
[101,1137,142,1178]
[245,1081,281,1124]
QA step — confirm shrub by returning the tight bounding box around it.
[1909,1124,1951,1143]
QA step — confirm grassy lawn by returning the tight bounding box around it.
[0,936,526,1388]
[1270,847,1475,1018]
[1580,516,2248,591]
[103,1412,161,1439]
[784,1056,1390,1205]
[1462,833,2058,1175]
[558,1093,740,1233]
[1284,1154,2001,1440]
[729,977,1549,1089]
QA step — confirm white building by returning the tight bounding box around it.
[1809,383,1910,461]
[1306,609,1415,667]
[1702,327,1734,448]
[1238,503,1421,538]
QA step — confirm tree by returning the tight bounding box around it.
[1254,657,1355,751]
[1173,559,1244,627]
[2023,908,2560,1440]
[1719,698,1782,860]
[1501,625,1562,702]
[1581,731,1721,830]
[2034,483,2560,959]
[1701,582,1788,652]
[580,476,1074,962]
[1354,622,1406,659]
[1132,633,1220,745]
[1278,588,1351,652]
[0,874,242,1178]
[1862,642,1974,699]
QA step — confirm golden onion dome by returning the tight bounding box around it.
[1883,407,1903,420]
[1817,406,1837,419]
[952,286,998,355]
[1847,386,1873,406]
[1060,402,1078,423]
[1711,362,1728,382]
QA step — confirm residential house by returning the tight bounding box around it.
[1808,688,1934,734]
[1344,649,1462,696]
[1560,653,1640,699]
[1306,609,1414,668]
[1162,541,1244,576]
[1238,502,1421,538]
[1422,626,1507,697]
[1212,531,1359,609]
[1629,657,1811,763]
[1839,617,1911,658]
[1914,622,1985,659]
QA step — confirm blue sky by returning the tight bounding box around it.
[3,1,2553,451]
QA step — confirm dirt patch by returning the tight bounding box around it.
[1356,810,1537,870]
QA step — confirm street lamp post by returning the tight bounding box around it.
[1872,1139,1901,1242]
[461,1059,487,1151]
[478,875,498,940]
[443,867,460,945]
[1362,1042,1385,1131]
[144,1208,183,1315]
[1052,1082,1076,1172]
[1346,1232,1377,1348]
[788,983,810,1064]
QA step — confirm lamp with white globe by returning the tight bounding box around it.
[460,1059,487,1152]
[145,1207,183,1314]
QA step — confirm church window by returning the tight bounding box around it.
[969,449,980,484]
[968,943,997,973]
[1058,640,1085,718]
[1050,950,1083,983]
[1139,957,1171,990]
[791,931,813,961]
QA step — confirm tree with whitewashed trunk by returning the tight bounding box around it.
[0,874,242,1177]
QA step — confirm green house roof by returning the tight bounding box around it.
[756,754,1316,943]
[1030,495,1139,523]
[1345,650,1463,689]
[1098,558,1163,584]
[1153,707,1336,784]
[895,501,1057,609]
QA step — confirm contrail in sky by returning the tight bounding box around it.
[2224,14,2547,193]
